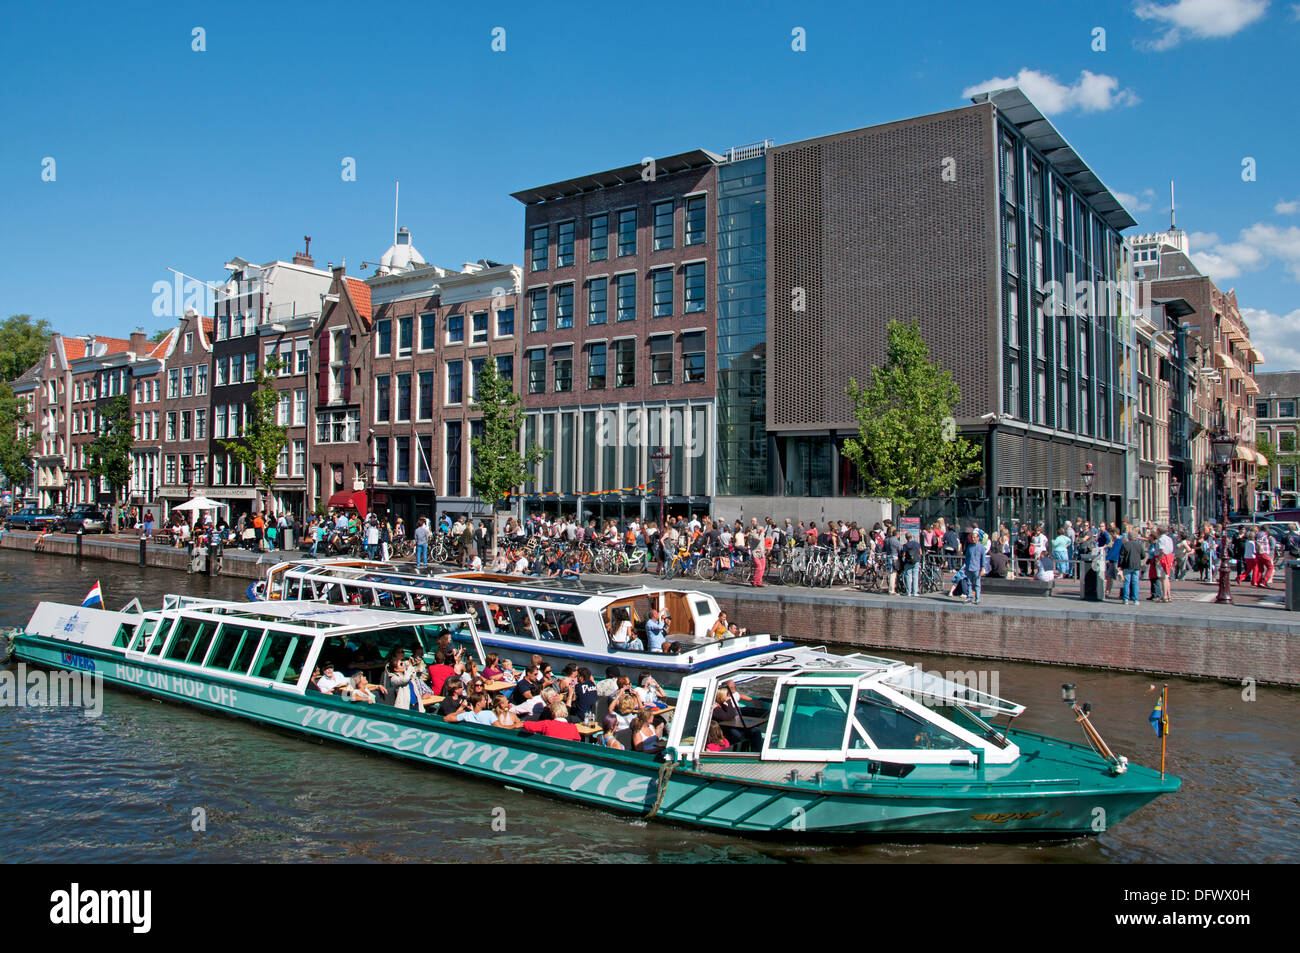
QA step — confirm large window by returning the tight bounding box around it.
[653,201,674,250]
[315,409,360,443]
[528,288,547,333]
[615,339,635,388]
[530,225,548,272]
[588,278,607,325]
[418,370,434,420]
[446,360,463,404]
[552,346,573,393]
[588,343,606,389]
[396,436,410,483]
[617,208,636,257]
[682,331,706,382]
[685,195,706,245]
[496,307,514,338]
[556,221,575,267]
[447,313,464,344]
[589,214,608,262]
[445,422,463,496]
[496,355,513,384]
[528,348,546,394]
[396,373,411,422]
[1279,400,1296,418]
[375,375,390,422]
[651,336,673,385]
[398,316,413,356]
[684,263,706,313]
[376,437,390,483]
[651,268,673,317]
[420,312,437,351]
[554,284,574,329]
[376,319,392,356]
[615,273,636,321]
[471,312,488,345]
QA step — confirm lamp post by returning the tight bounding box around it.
[1081,461,1095,525]
[1169,475,1182,530]
[1209,425,1238,605]
[650,445,671,532]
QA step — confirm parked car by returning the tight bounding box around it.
[5,507,61,531]
[57,506,111,534]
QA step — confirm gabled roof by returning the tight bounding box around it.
[149,328,178,358]
[343,276,373,325]
[62,335,132,362]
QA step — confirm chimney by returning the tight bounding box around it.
[292,235,315,267]
[130,330,148,355]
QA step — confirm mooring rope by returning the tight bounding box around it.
[644,757,677,820]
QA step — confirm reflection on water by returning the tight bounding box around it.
[0,549,1295,863]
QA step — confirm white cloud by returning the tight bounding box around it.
[961,69,1139,115]
[1116,187,1157,212]
[1240,307,1300,371]
[1189,223,1300,283]
[1276,198,1300,214]
[1134,0,1270,50]
[1291,2,1300,19]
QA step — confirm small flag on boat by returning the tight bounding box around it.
[1149,694,1167,737]
[81,581,103,608]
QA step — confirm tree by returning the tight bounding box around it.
[0,314,53,383]
[469,359,548,549]
[220,358,287,515]
[0,381,34,491]
[841,319,983,507]
[85,394,135,530]
[149,328,171,343]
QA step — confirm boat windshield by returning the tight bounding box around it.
[879,666,1024,717]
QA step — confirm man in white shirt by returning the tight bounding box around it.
[1158,528,1175,601]
[512,554,529,575]
[317,663,350,695]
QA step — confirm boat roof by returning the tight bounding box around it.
[163,599,475,635]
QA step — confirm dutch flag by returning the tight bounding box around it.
[81,581,103,609]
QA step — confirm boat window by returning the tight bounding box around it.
[417,622,474,657]
[225,627,267,675]
[530,606,581,645]
[693,599,712,619]
[282,635,313,684]
[254,633,294,680]
[677,686,709,749]
[146,619,174,656]
[850,690,969,751]
[188,623,221,665]
[490,603,534,639]
[128,619,158,652]
[112,622,138,649]
[164,617,208,663]
[768,684,854,752]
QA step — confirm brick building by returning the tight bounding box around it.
[512,151,719,523]
[1254,371,1300,511]
[309,268,372,513]
[154,309,212,516]
[128,328,177,522]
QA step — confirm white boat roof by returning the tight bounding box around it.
[168,600,474,634]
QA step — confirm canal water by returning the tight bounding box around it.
[0,549,1294,863]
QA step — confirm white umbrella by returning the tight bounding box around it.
[173,496,229,511]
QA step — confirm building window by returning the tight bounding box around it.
[557,221,575,267]
[651,269,673,317]
[396,436,410,483]
[445,422,463,497]
[684,262,706,313]
[396,373,412,422]
[1279,431,1297,453]
[528,348,546,394]
[196,364,207,395]
[552,347,573,393]
[182,367,194,397]
[588,278,607,325]
[420,312,437,351]
[398,316,413,355]
[418,370,434,420]
[554,284,574,329]
[587,343,606,389]
[469,358,485,403]
[651,336,673,385]
[685,195,706,245]
[446,360,463,404]
[653,201,674,251]
[293,439,305,477]
[615,339,635,388]
[528,288,547,333]
[1279,400,1296,418]
[1257,400,1270,419]
[166,412,177,441]
[682,331,706,382]
[294,388,306,426]
[496,355,513,384]
[167,368,179,398]
[417,435,432,484]
[375,375,390,422]
[376,319,392,356]
[589,214,608,262]
[530,225,548,272]
[471,312,488,345]
[447,313,464,344]
[615,273,636,321]
[277,393,291,426]
[296,340,309,374]
[617,208,637,257]
[180,411,192,441]
[376,438,390,483]
[495,307,514,338]
[315,409,361,444]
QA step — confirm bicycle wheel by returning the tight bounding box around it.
[692,559,714,582]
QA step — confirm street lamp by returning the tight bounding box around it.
[1209,425,1238,605]
[650,446,671,533]
[1081,461,1095,525]
[1169,475,1182,528]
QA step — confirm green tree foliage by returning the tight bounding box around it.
[841,319,982,507]
[0,381,34,490]
[149,328,171,343]
[0,314,53,383]
[469,359,547,535]
[220,358,288,512]
[85,393,135,529]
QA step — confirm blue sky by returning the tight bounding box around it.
[2,0,1297,365]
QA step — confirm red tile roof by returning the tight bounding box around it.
[149,329,177,358]
[62,338,86,360]
[344,277,372,324]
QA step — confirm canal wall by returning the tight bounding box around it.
[711,589,1300,687]
[0,531,270,581]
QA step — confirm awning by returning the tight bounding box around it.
[1255,449,1270,467]
[1235,444,1254,462]
[1245,376,1260,394]
[1249,347,1265,364]
[326,489,369,514]
[1216,350,1236,371]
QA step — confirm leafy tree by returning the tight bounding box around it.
[0,314,53,383]
[85,393,134,530]
[220,358,287,514]
[0,381,34,490]
[469,359,547,548]
[149,328,171,343]
[841,319,982,507]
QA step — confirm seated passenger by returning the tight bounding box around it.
[436,680,466,716]
[612,690,640,730]
[635,674,667,709]
[708,612,731,638]
[597,714,624,749]
[492,694,524,730]
[346,672,385,704]
[307,666,324,692]
[444,692,496,726]
[426,649,464,695]
[594,666,621,697]
[522,703,582,740]
[572,667,599,723]
[705,723,731,752]
[496,658,519,685]
[630,711,664,753]
[512,685,557,721]
[510,665,545,704]
[481,653,503,681]
[316,662,350,696]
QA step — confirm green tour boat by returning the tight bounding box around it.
[9,595,1179,836]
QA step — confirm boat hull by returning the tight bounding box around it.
[13,633,1177,837]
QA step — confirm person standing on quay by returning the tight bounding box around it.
[962,529,986,605]
[1118,525,1145,606]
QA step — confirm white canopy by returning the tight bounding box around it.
[173,496,229,512]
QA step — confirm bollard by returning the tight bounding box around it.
[186,540,194,574]
[76,529,83,559]
[209,541,221,576]
[139,534,147,567]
